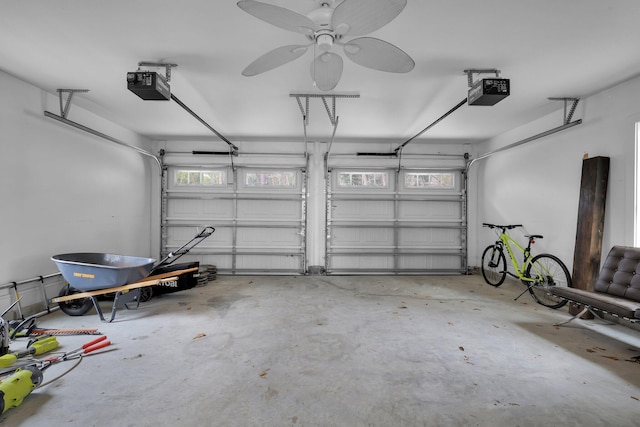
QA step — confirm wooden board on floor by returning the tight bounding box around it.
[51,267,198,303]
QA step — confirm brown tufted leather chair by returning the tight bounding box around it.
[550,246,640,323]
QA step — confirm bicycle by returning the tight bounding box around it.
[480,223,571,309]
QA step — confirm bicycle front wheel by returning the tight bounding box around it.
[525,254,571,309]
[481,245,507,286]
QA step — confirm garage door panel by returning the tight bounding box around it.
[202,227,232,249]
[329,255,394,270]
[236,254,302,270]
[236,199,301,220]
[398,254,463,270]
[236,227,301,247]
[162,165,306,274]
[398,228,461,247]
[327,167,466,274]
[330,228,393,247]
[331,200,394,220]
[167,198,233,219]
[398,200,461,220]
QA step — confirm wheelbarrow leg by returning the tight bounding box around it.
[90,296,107,322]
[91,289,143,323]
[120,288,143,311]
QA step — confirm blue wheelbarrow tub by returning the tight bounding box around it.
[52,253,156,291]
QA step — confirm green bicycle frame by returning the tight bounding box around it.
[498,232,538,283]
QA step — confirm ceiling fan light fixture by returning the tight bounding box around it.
[316,33,334,51]
[320,52,333,62]
[311,52,343,91]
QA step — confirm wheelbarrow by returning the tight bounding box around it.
[50,226,215,322]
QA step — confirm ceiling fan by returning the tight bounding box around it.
[237,0,415,91]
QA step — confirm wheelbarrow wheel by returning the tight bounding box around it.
[139,286,153,302]
[57,284,93,316]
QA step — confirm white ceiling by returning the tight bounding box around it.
[2,0,639,149]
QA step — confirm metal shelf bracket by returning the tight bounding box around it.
[290,92,359,127]
[56,88,89,118]
[548,97,580,124]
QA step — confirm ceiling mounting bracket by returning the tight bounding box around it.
[463,69,501,87]
[56,89,89,118]
[321,96,338,127]
[138,62,178,82]
[548,97,580,124]
[294,94,311,126]
[290,92,360,127]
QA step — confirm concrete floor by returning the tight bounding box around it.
[2,274,639,426]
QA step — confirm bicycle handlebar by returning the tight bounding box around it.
[482,223,522,230]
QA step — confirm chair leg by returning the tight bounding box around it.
[553,306,590,326]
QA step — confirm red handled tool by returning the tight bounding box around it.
[41,335,111,368]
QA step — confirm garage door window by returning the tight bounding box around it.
[245,171,296,187]
[338,171,389,188]
[404,172,455,189]
[175,170,226,186]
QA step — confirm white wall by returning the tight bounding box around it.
[470,75,640,272]
[0,71,156,289]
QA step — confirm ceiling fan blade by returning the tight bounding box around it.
[332,0,407,36]
[311,52,343,91]
[237,0,316,35]
[242,45,309,76]
[343,37,414,73]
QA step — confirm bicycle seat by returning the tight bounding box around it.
[526,234,543,239]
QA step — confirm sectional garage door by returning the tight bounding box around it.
[326,167,466,274]
[161,164,306,274]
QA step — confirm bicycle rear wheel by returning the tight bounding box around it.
[525,254,571,308]
[481,245,507,286]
